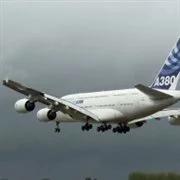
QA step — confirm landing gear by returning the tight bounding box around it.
[97,123,112,132]
[55,128,60,133]
[112,123,130,134]
[54,121,61,133]
[81,123,93,131]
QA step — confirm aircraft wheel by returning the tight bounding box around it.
[122,128,127,134]
[97,127,101,132]
[85,125,90,131]
[54,122,60,133]
[113,128,117,133]
[104,126,108,131]
[117,127,122,134]
[108,124,112,130]
[55,128,61,133]
[101,127,105,132]
[89,124,93,130]
[82,126,85,131]
[126,126,130,132]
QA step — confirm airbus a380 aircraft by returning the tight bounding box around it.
[3,38,180,134]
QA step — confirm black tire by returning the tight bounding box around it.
[89,124,93,129]
[117,127,122,134]
[97,127,101,132]
[81,126,85,131]
[85,125,90,131]
[126,126,130,132]
[113,128,117,133]
[101,127,105,132]
[123,128,127,134]
[55,128,60,133]
[108,125,112,129]
[105,126,108,131]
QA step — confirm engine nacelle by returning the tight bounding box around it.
[15,98,35,113]
[168,116,180,125]
[37,108,74,123]
[37,108,61,122]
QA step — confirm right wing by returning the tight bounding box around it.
[128,108,180,126]
[3,79,100,122]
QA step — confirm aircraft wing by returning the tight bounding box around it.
[128,109,180,125]
[3,79,100,122]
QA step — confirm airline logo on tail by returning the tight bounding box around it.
[151,38,180,90]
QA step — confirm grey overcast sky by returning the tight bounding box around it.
[0,0,180,180]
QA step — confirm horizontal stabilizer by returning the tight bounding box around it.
[135,84,173,99]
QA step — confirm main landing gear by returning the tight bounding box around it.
[97,123,112,132]
[54,121,61,133]
[81,123,93,131]
[112,123,130,134]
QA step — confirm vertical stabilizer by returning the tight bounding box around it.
[151,38,180,90]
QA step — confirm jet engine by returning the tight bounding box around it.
[168,116,180,125]
[37,108,74,122]
[15,98,35,113]
[37,108,57,122]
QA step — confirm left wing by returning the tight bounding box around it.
[128,109,180,125]
[3,79,100,122]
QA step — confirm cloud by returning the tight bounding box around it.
[0,1,180,180]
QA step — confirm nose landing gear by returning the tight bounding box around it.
[54,121,61,133]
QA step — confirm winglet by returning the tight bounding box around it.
[2,79,44,96]
[3,78,9,85]
[135,84,173,99]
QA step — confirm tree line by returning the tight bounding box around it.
[85,172,180,180]
[129,172,180,180]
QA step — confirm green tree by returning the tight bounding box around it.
[85,178,92,180]
[129,172,180,180]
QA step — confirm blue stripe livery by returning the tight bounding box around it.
[151,38,180,90]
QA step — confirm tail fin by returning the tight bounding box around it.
[151,38,180,90]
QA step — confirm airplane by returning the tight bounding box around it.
[2,37,180,134]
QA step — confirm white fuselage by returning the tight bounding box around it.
[60,89,180,124]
